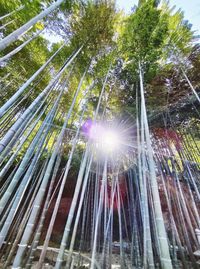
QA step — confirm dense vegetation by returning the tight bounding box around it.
[0,0,199,118]
[0,0,199,166]
[0,1,199,268]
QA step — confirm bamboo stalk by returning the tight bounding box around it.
[0,0,65,51]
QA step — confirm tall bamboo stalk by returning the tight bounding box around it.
[0,46,83,154]
[139,63,173,269]
[0,88,63,248]
[0,29,44,64]
[38,78,90,268]
[0,43,66,118]
[0,0,65,51]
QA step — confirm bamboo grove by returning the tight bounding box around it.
[0,0,199,268]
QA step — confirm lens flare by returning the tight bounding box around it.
[82,117,137,175]
[87,123,120,154]
[103,130,120,152]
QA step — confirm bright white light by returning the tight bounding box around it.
[89,124,120,154]
[103,131,120,152]
[86,118,136,174]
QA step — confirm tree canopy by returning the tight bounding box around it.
[0,1,199,269]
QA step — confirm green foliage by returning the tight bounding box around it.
[92,50,117,79]
[69,1,117,70]
[116,0,196,117]
[0,0,45,36]
[120,0,168,82]
[0,0,53,109]
[0,0,199,162]
[51,43,74,70]
[161,1,194,57]
[0,0,22,17]
[0,35,51,108]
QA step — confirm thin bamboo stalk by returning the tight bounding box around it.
[0,0,65,51]
[0,29,44,64]
[139,63,173,269]
[38,103,88,268]
[0,43,65,118]
[0,46,83,153]
[0,19,16,30]
[0,5,24,21]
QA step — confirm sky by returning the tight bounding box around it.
[116,0,200,35]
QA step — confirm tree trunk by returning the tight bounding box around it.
[139,63,173,269]
[0,0,64,51]
[0,46,82,153]
[0,29,44,64]
[0,43,65,118]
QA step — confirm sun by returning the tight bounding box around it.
[103,130,120,153]
[82,117,137,174]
